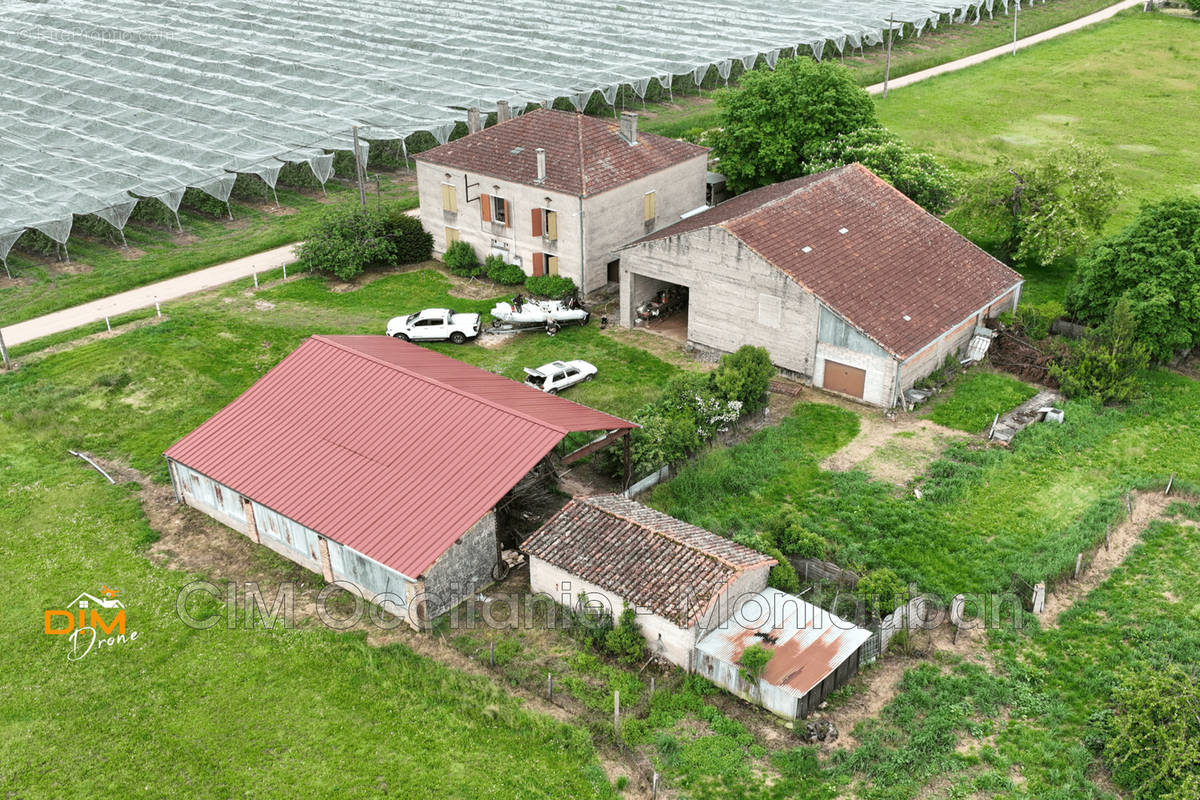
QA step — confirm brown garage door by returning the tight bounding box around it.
[823,360,866,399]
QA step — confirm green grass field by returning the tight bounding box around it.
[876,13,1200,229]
[925,371,1039,432]
[650,367,1199,598]
[0,176,417,328]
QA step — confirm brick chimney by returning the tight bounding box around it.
[466,107,482,134]
[536,147,546,183]
[496,100,511,122]
[619,111,638,145]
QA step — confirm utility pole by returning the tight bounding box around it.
[882,14,895,98]
[351,125,367,209]
[1012,0,1020,56]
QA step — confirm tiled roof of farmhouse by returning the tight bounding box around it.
[413,108,707,197]
[632,163,1024,359]
[522,495,775,628]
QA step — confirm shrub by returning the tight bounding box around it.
[765,546,801,594]
[738,644,773,685]
[1103,663,1200,800]
[1050,298,1149,405]
[442,240,481,277]
[856,568,907,622]
[764,509,828,559]
[604,604,647,666]
[1015,300,1065,340]
[525,274,577,299]
[484,255,526,285]
[712,345,774,415]
[296,202,431,281]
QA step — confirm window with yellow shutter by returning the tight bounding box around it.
[445,227,459,244]
[547,255,559,276]
[441,184,457,213]
[545,210,558,241]
[643,191,656,229]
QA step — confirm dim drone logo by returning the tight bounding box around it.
[44,584,140,662]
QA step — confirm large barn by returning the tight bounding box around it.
[617,164,1025,407]
[165,335,635,627]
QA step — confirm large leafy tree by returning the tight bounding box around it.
[708,59,877,193]
[296,202,432,281]
[806,126,959,213]
[1066,198,1200,362]
[956,142,1121,267]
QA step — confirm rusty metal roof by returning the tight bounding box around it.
[630,164,1024,359]
[165,335,635,579]
[414,108,708,197]
[696,587,872,698]
[522,495,776,627]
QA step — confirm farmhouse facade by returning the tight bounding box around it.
[414,108,708,294]
[165,335,635,627]
[523,494,775,670]
[617,164,1025,407]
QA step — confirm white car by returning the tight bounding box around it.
[523,360,598,393]
[386,308,481,344]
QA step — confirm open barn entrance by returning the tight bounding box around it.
[628,272,689,343]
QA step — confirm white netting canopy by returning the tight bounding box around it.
[0,0,1031,254]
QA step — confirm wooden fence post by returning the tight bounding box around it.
[489,641,494,667]
[1166,473,1175,496]
[1075,552,1083,579]
[614,690,620,734]
[548,673,553,701]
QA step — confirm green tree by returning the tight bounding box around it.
[1051,297,1150,404]
[856,568,906,622]
[956,142,1121,267]
[296,202,432,281]
[738,644,773,685]
[1102,663,1200,800]
[708,59,877,193]
[806,126,959,213]
[1066,198,1200,363]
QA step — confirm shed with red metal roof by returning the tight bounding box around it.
[165,335,635,626]
[616,163,1024,407]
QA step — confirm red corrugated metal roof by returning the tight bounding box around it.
[165,335,635,578]
[413,108,708,197]
[631,164,1024,359]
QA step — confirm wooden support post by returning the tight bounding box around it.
[1166,473,1175,496]
[155,297,161,317]
[651,773,659,799]
[253,271,259,289]
[547,672,553,701]
[242,497,261,544]
[317,537,335,582]
[1074,552,1083,579]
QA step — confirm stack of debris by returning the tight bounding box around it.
[986,320,1064,387]
[988,389,1065,445]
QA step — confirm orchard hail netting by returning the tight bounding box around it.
[0,0,1031,261]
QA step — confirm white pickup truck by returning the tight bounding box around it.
[386,308,481,344]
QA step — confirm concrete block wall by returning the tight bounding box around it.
[619,227,821,378]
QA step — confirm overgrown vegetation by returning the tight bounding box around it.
[1051,297,1150,404]
[525,274,577,299]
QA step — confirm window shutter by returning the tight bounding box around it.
[504,199,512,227]
[442,184,457,213]
[531,208,543,237]
[548,255,559,276]
[643,191,656,222]
[480,193,491,223]
[445,227,459,244]
[546,210,558,240]
[532,252,545,276]
[448,186,458,213]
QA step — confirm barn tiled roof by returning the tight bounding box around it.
[632,164,1024,359]
[522,495,775,628]
[413,108,708,197]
